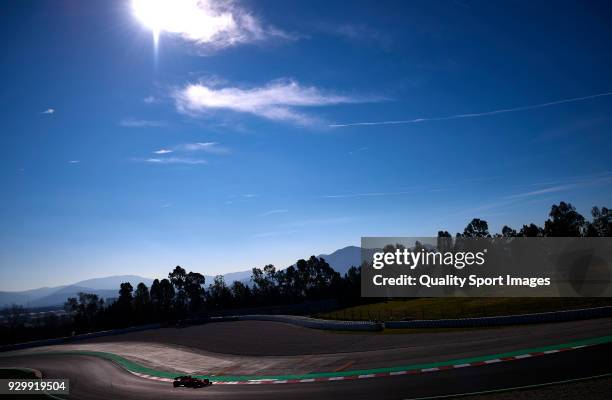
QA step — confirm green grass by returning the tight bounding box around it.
[315,298,612,321]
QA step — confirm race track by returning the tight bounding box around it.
[2,344,611,400]
[1,318,611,399]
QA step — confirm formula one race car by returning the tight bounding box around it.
[173,375,212,388]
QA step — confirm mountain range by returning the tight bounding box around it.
[0,246,368,308]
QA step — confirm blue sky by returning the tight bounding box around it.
[1,0,611,290]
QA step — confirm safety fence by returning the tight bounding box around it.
[234,314,384,331]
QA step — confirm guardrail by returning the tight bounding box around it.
[384,306,612,329]
[235,314,384,332]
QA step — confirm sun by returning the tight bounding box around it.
[131,0,166,47]
[131,0,236,51]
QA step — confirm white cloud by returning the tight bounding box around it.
[120,118,165,128]
[131,0,293,50]
[67,160,80,164]
[145,157,207,165]
[153,149,173,154]
[174,79,367,124]
[180,142,229,154]
[260,209,288,216]
[153,142,229,155]
[42,108,55,115]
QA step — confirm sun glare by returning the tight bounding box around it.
[132,0,166,50]
[131,0,237,50]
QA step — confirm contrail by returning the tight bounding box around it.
[329,91,612,128]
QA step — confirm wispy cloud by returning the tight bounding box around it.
[153,149,173,154]
[253,230,298,238]
[67,160,80,164]
[504,184,578,200]
[285,216,356,227]
[120,118,165,128]
[260,209,288,216]
[330,91,612,127]
[320,190,416,199]
[504,173,612,200]
[145,157,207,165]
[348,147,368,155]
[317,22,392,49]
[225,193,258,205]
[143,96,159,104]
[131,0,294,50]
[319,178,502,200]
[174,79,372,124]
[179,142,229,154]
[534,117,606,142]
[454,172,612,218]
[152,142,229,156]
[41,108,55,115]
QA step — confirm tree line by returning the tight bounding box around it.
[62,256,353,333]
[1,201,609,344]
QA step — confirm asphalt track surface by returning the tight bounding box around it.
[1,344,611,400]
[65,317,612,356]
[1,319,611,399]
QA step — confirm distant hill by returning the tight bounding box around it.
[204,270,252,287]
[203,246,371,287]
[0,273,253,309]
[0,286,66,308]
[1,245,378,309]
[0,275,154,309]
[73,275,154,290]
[28,286,119,308]
[317,246,377,276]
